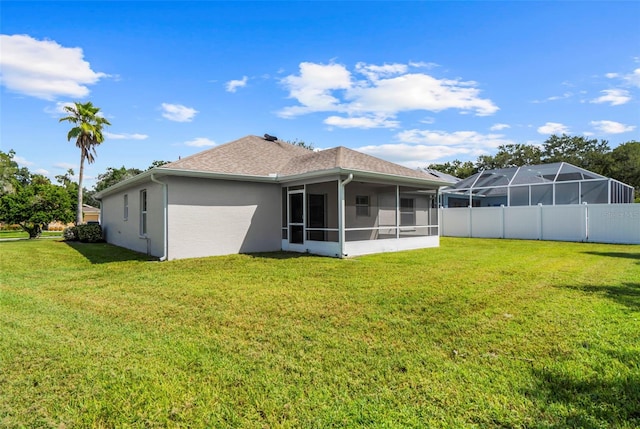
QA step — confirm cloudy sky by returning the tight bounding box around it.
[1,1,638,186]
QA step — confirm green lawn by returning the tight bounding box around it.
[0,230,62,239]
[1,238,638,428]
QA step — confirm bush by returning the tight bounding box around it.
[76,224,103,243]
[63,226,78,241]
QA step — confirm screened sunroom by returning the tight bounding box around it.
[441,162,635,208]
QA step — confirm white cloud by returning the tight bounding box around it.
[590,89,631,106]
[43,101,75,117]
[278,61,498,121]
[104,132,149,140]
[0,34,107,100]
[354,62,408,81]
[532,92,574,103]
[590,120,636,134]
[324,115,399,129]
[537,122,570,135]
[605,72,619,79]
[13,155,34,167]
[54,162,76,170]
[356,143,481,168]
[183,137,216,147]
[624,68,640,87]
[490,123,510,131]
[34,168,49,176]
[279,62,352,117]
[161,103,198,122]
[396,129,513,149]
[225,76,248,93]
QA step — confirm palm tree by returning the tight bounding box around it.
[59,101,111,224]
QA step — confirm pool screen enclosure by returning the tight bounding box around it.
[441,162,635,208]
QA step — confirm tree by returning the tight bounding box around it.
[94,166,143,193]
[427,160,477,179]
[0,174,74,238]
[542,134,610,174]
[476,143,543,170]
[55,168,80,212]
[0,150,30,195]
[606,141,640,201]
[147,160,170,170]
[287,139,314,150]
[59,101,111,224]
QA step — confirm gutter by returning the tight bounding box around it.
[150,173,168,261]
[339,173,354,258]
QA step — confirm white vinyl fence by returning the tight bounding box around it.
[440,203,640,244]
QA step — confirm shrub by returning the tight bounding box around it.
[76,224,103,243]
[63,226,78,241]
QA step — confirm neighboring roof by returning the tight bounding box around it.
[95,135,453,198]
[82,204,100,213]
[421,168,461,184]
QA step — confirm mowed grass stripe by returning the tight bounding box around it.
[1,238,638,427]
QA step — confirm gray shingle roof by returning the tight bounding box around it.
[162,135,312,176]
[161,135,451,184]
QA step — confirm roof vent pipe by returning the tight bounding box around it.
[264,134,277,141]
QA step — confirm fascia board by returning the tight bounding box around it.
[94,168,277,199]
[277,168,454,187]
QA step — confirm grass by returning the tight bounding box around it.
[0,230,62,239]
[1,238,638,428]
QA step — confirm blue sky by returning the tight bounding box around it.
[1,1,639,187]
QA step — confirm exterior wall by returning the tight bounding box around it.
[440,203,640,244]
[101,181,165,256]
[166,177,281,260]
[345,236,440,257]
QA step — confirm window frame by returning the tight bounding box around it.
[355,195,370,217]
[140,189,147,236]
[400,197,415,226]
[123,194,129,221]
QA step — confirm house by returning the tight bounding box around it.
[441,162,635,208]
[94,135,453,260]
[82,204,101,223]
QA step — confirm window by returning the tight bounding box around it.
[355,195,370,217]
[400,198,415,226]
[123,194,129,220]
[140,190,147,235]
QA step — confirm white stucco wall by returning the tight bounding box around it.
[165,177,281,260]
[101,181,165,257]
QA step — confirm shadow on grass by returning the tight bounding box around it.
[565,282,640,312]
[582,251,640,264]
[65,241,156,264]
[527,351,640,428]
[245,251,320,260]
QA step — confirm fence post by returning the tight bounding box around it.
[501,204,505,239]
[584,202,589,242]
[538,203,543,240]
[468,205,472,238]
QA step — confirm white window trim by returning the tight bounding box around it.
[355,195,370,217]
[123,194,129,221]
[140,189,147,236]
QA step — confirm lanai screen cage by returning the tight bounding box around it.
[441,162,635,208]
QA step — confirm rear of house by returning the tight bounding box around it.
[96,135,452,260]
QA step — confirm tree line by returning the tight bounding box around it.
[0,100,637,238]
[427,135,640,197]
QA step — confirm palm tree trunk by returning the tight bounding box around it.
[77,153,84,225]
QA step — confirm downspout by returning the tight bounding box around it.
[150,173,168,261]
[339,173,354,258]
